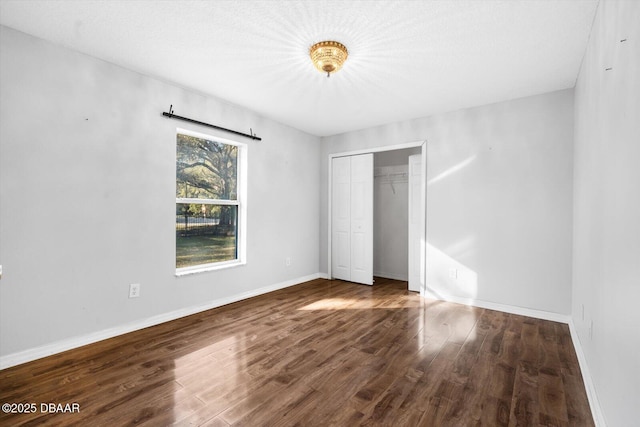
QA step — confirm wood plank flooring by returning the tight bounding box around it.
[0,278,594,426]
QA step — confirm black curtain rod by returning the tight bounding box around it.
[162,105,261,141]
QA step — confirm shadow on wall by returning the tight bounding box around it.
[425,155,479,302]
[426,242,478,301]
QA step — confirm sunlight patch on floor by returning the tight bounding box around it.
[298,297,423,311]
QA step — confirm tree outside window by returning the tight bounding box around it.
[176,131,244,271]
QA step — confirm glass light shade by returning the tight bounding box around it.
[310,41,348,76]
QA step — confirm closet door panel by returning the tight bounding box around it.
[331,154,373,285]
[331,156,351,281]
[408,154,422,292]
[350,154,373,285]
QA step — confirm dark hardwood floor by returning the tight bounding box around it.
[0,278,593,426]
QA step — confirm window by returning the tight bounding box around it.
[175,129,246,274]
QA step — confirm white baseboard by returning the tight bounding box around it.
[425,291,571,324]
[0,273,324,370]
[567,319,606,427]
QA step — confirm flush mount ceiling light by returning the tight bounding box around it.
[309,41,348,77]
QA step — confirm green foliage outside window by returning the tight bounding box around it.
[176,133,239,269]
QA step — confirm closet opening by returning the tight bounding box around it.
[373,148,421,290]
[328,141,426,294]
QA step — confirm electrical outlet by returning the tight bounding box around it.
[285,257,291,267]
[129,283,140,298]
[581,304,585,321]
[0,264,3,279]
[449,268,457,279]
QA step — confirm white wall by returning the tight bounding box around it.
[321,89,574,314]
[0,26,321,361]
[572,0,640,425]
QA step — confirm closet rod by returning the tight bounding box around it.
[162,105,261,141]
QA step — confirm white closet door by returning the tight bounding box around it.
[331,154,373,285]
[408,154,422,292]
[349,154,373,285]
[331,156,351,281]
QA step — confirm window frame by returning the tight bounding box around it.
[175,128,247,276]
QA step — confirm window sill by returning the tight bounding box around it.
[175,259,245,277]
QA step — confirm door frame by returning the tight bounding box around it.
[328,140,427,295]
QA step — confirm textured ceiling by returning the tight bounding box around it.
[0,0,599,137]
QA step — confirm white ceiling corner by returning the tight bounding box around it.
[0,0,599,137]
